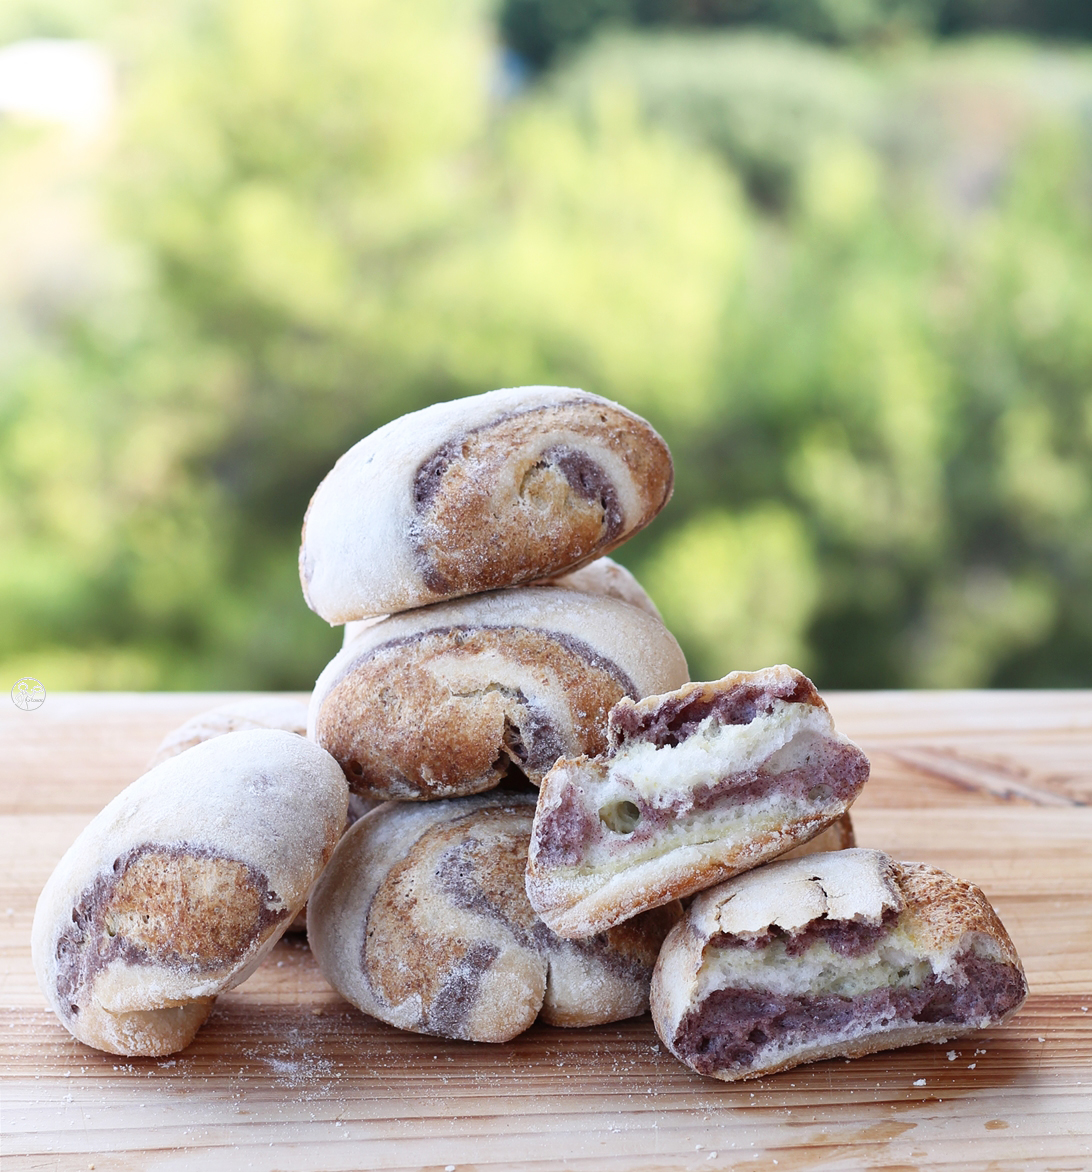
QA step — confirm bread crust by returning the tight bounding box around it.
[526,666,869,937]
[779,811,855,859]
[299,386,673,622]
[650,849,1028,1081]
[32,730,348,1056]
[309,587,689,801]
[306,795,680,1043]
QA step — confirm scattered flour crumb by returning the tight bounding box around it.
[913,1079,927,1087]
[968,1063,977,1070]
[947,1051,958,1061]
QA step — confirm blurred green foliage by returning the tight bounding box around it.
[500,0,1092,68]
[1,2,1091,690]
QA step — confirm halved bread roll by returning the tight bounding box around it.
[650,848,1027,1081]
[307,795,681,1043]
[309,587,689,802]
[32,730,348,1056]
[526,665,869,938]
[299,386,673,623]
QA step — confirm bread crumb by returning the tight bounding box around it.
[968,1063,977,1070]
[946,1051,957,1061]
[913,1078,926,1087]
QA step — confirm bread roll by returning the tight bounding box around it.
[526,666,870,937]
[32,730,348,1056]
[651,849,1028,1081]
[307,794,680,1043]
[309,587,689,802]
[300,386,673,622]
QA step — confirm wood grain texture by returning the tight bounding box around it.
[2,691,1091,1171]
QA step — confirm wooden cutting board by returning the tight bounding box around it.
[2,691,1090,1171]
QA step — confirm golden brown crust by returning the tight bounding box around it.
[316,627,627,800]
[414,403,672,597]
[893,860,1024,969]
[101,851,275,968]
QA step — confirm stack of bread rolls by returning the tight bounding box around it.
[32,384,1025,1076]
[297,384,1026,1069]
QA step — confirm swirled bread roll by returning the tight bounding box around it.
[650,849,1028,1081]
[300,386,673,623]
[307,795,681,1043]
[32,730,348,1056]
[526,666,870,938]
[147,696,309,768]
[309,587,689,802]
[339,556,662,649]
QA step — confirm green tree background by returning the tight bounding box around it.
[1,0,1091,690]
